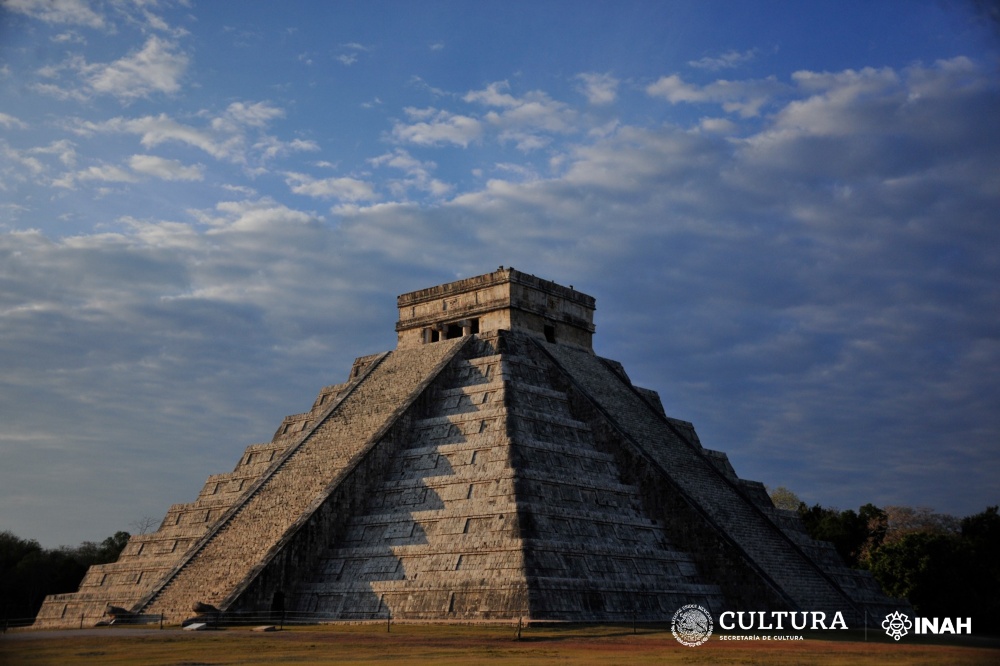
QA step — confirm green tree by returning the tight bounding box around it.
[767,486,803,512]
[0,531,43,621]
[797,503,886,569]
[72,531,130,566]
[869,506,1000,634]
[869,532,974,615]
[959,506,1000,632]
[883,505,960,545]
[0,529,130,624]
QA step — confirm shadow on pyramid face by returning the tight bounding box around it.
[291,381,495,617]
[286,346,534,620]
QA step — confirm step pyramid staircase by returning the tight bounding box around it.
[34,268,899,628]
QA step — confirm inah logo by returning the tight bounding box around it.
[881,611,971,639]
[672,604,714,647]
[883,611,912,641]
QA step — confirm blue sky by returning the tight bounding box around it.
[1,0,998,548]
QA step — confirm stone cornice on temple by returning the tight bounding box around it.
[396,267,596,350]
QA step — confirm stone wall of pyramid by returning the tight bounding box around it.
[35,270,902,628]
[280,332,725,621]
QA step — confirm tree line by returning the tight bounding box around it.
[770,487,999,633]
[0,530,129,625]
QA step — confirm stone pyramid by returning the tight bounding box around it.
[36,268,897,628]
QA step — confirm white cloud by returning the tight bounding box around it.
[369,149,452,197]
[55,163,138,188]
[493,162,538,181]
[253,136,320,161]
[0,113,28,129]
[688,49,758,71]
[213,101,285,130]
[463,81,520,107]
[3,0,107,29]
[733,58,998,192]
[646,73,784,117]
[0,139,78,190]
[80,113,234,159]
[129,154,204,181]
[464,81,578,150]
[52,30,86,44]
[575,72,619,105]
[74,102,307,167]
[391,107,483,147]
[0,142,46,183]
[32,35,190,102]
[86,35,189,100]
[336,42,369,66]
[698,117,738,134]
[284,172,378,201]
[408,76,449,98]
[220,183,258,197]
[647,74,704,103]
[30,139,77,167]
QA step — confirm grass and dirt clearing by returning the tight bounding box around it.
[3,622,998,665]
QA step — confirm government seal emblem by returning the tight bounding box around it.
[672,604,714,646]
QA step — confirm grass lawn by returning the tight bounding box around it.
[3,623,999,665]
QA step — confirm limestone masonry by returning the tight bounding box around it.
[35,267,900,627]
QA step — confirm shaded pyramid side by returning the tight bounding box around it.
[537,337,901,624]
[499,332,726,620]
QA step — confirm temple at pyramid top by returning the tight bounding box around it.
[396,266,596,350]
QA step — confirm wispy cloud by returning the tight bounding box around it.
[88,35,188,99]
[58,162,138,186]
[646,73,784,117]
[71,101,309,168]
[369,149,452,197]
[688,48,758,71]
[4,0,108,29]
[33,35,190,102]
[0,112,29,129]
[128,155,204,181]
[336,41,370,66]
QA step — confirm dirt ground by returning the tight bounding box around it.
[3,623,999,665]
